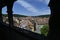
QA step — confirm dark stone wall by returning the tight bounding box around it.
[48,0,60,40]
[0,22,46,40]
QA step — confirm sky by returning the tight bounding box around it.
[2,0,50,16]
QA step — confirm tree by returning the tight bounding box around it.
[40,25,49,36]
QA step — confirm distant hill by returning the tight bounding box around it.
[3,14,27,17]
[3,14,50,18]
[33,14,50,18]
[13,14,27,17]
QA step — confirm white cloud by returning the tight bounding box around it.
[17,0,40,13]
[35,9,50,15]
[45,0,50,4]
[39,0,50,4]
[38,0,43,2]
[16,0,50,16]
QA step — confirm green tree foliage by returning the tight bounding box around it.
[3,14,27,17]
[40,25,49,36]
[34,14,50,18]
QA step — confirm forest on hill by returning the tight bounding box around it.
[3,14,50,18]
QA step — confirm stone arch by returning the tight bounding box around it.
[0,0,16,27]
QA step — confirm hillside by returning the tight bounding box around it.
[34,14,50,18]
[3,14,50,18]
[3,14,27,17]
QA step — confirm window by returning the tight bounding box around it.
[2,0,50,36]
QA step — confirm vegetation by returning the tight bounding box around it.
[40,25,49,36]
[2,14,27,17]
[13,14,27,17]
[3,14,8,17]
[34,14,50,18]
[3,14,50,18]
